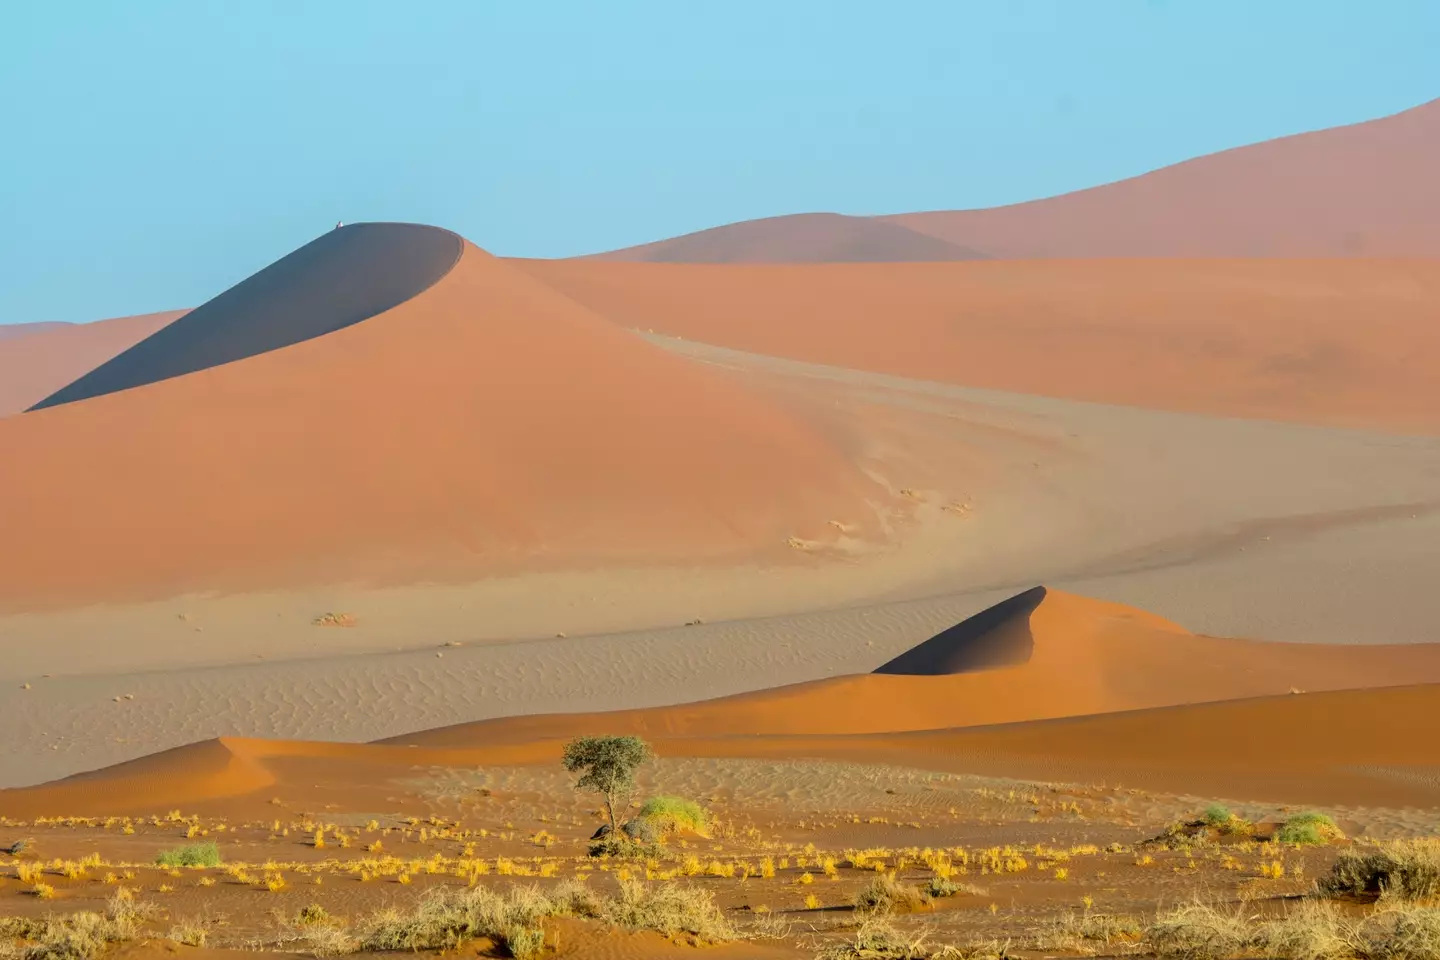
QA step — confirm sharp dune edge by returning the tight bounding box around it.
[592,97,1440,261]
[0,226,887,606]
[7,588,1440,815]
[0,310,187,416]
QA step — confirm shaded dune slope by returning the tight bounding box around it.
[873,584,1044,674]
[0,232,883,607]
[586,212,984,263]
[520,257,1440,432]
[0,311,185,417]
[32,224,462,410]
[7,684,1440,817]
[589,98,1440,260]
[381,589,1440,745]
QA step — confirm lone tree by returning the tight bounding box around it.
[562,735,653,835]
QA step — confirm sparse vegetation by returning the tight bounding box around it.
[1277,811,1344,846]
[154,840,220,868]
[1321,838,1440,901]
[854,872,928,914]
[0,891,150,960]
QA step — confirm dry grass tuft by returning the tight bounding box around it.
[1321,839,1440,901]
[854,873,928,914]
[0,891,153,960]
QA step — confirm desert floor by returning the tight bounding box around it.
[3,335,1438,788]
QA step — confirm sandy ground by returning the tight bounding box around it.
[4,339,1439,788]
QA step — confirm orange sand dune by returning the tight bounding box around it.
[385,588,1440,746]
[8,684,1440,817]
[0,228,884,607]
[0,311,185,416]
[519,257,1440,432]
[592,97,1440,260]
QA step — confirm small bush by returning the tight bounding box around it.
[1276,812,1344,846]
[605,878,732,943]
[154,841,220,868]
[854,873,927,914]
[924,876,986,899]
[635,796,708,837]
[1202,804,1232,826]
[2,891,152,960]
[588,835,659,859]
[1147,900,1249,959]
[1321,838,1440,901]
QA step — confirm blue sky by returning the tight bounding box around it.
[2,1,1437,324]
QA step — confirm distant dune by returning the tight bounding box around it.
[0,321,71,341]
[585,212,983,263]
[520,257,1440,433]
[0,311,185,416]
[379,588,1440,744]
[591,97,1440,261]
[0,224,885,607]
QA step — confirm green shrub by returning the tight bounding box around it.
[154,840,221,868]
[1201,804,1232,826]
[636,796,708,836]
[1276,812,1344,846]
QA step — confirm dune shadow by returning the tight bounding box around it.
[30,222,463,410]
[873,585,1044,676]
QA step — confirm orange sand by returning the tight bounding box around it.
[0,311,185,416]
[386,588,1440,745]
[7,589,1439,816]
[520,258,1440,432]
[0,242,885,607]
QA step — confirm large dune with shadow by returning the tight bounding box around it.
[591,97,1440,261]
[0,310,185,416]
[378,588,1440,745]
[0,223,885,607]
[519,257,1440,432]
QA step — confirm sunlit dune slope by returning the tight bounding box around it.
[383,588,1440,745]
[519,257,1440,432]
[0,311,185,416]
[7,684,1440,817]
[0,227,884,607]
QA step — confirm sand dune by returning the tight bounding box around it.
[0,321,71,341]
[32,224,463,410]
[0,311,185,416]
[0,227,886,607]
[592,97,1440,260]
[8,681,1440,817]
[521,257,1440,432]
[586,212,983,263]
[380,588,1440,745]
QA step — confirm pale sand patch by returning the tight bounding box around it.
[3,342,1439,787]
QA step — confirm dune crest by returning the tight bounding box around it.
[0,228,886,607]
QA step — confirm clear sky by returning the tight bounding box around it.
[2,0,1437,324]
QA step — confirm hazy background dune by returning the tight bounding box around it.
[590,97,1440,261]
